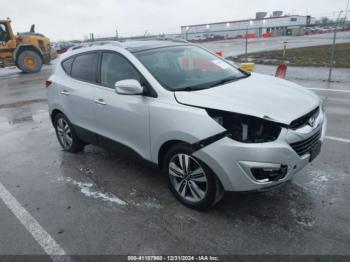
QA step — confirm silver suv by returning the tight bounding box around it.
[47,40,326,209]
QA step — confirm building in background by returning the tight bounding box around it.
[181,12,315,41]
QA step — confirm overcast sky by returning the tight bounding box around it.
[1,0,348,41]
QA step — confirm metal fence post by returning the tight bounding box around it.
[245,29,248,62]
[328,29,337,82]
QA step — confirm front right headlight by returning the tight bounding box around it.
[206,108,282,143]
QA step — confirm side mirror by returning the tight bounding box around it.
[115,79,143,95]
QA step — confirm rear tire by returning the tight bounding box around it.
[163,143,223,210]
[17,50,43,73]
[54,113,84,153]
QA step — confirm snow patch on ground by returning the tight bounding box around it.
[142,201,162,209]
[304,169,330,193]
[65,177,127,205]
[129,198,163,209]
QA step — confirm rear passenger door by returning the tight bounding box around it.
[93,51,151,159]
[61,52,99,132]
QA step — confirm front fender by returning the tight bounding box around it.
[150,101,224,164]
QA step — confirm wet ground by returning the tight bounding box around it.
[0,60,350,258]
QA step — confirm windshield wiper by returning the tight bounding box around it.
[209,75,249,87]
[175,74,250,91]
[175,86,199,91]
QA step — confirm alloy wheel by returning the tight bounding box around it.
[56,118,73,149]
[168,153,208,203]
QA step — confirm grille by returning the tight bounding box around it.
[290,129,321,156]
[290,107,319,130]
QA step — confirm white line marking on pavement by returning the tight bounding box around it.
[325,136,350,143]
[0,181,69,262]
[307,88,350,93]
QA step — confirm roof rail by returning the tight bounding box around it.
[153,37,189,43]
[68,41,123,51]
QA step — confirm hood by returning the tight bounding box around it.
[174,73,320,125]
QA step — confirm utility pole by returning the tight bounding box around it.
[345,0,349,29]
[328,30,337,82]
[328,10,343,82]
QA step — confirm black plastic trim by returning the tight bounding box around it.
[72,124,158,168]
[192,131,229,151]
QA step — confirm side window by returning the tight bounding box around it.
[71,52,98,82]
[101,52,141,88]
[62,57,73,75]
[0,23,10,43]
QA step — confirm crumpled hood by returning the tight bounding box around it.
[175,73,320,125]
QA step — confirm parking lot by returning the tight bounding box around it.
[201,31,350,57]
[1,48,350,259]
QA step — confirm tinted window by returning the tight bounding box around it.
[101,52,141,88]
[62,58,73,74]
[71,53,98,82]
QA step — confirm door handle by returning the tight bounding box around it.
[60,90,70,96]
[95,98,107,105]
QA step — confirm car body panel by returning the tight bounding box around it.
[149,100,225,163]
[175,72,320,125]
[93,85,152,160]
[48,65,95,132]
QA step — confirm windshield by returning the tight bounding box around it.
[134,45,249,91]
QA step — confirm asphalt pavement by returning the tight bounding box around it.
[0,54,350,259]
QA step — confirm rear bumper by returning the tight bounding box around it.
[193,113,327,192]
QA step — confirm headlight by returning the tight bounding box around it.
[207,109,282,143]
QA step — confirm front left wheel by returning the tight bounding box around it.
[54,113,84,153]
[163,144,223,209]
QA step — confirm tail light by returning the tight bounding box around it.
[45,80,52,88]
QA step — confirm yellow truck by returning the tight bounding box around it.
[0,19,51,73]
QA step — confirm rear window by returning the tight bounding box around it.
[71,52,98,83]
[62,58,73,74]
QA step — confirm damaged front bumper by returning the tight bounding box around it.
[192,113,327,192]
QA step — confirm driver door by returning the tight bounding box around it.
[93,51,151,160]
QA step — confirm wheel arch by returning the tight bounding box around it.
[50,108,65,125]
[158,140,192,169]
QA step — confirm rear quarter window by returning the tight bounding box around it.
[61,58,73,75]
[71,52,98,83]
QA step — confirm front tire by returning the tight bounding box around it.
[17,50,43,73]
[163,144,222,209]
[54,113,83,153]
